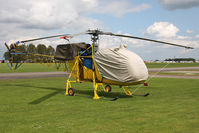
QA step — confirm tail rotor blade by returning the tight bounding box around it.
[5,43,10,51]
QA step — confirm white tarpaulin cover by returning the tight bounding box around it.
[94,45,148,83]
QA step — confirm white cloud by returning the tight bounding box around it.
[0,0,151,59]
[97,1,151,17]
[158,0,199,10]
[145,22,179,38]
[186,29,194,34]
[0,0,151,41]
[144,22,199,50]
[0,0,151,30]
[96,11,199,60]
[0,0,101,30]
[177,35,191,40]
[99,31,152,49]
[195,35,199,39]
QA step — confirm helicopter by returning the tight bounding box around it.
[5,29,194,100]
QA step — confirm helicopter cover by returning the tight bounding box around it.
[54,42,90,60]
[94,45,148,83]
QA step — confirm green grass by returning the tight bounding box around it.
[149,72,199,76]
[0,63,199,73]
[0,63,64,73]
[146,63,199,68]
[0,77,199,133]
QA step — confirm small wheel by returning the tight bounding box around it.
[68,88,75,96]
[104,85,111,93]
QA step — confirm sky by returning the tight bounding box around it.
[0,0,199,61]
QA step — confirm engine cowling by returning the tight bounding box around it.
[94,45,148,83]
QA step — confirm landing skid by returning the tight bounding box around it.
[122,86,149,97]
[132,92,150,97]
[100,97,119,101]
[69,94,119,101]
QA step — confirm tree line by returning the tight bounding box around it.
[4,44,55,63]
[165,58,196,62]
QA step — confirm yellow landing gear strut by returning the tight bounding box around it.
[93,83,103,99]
[122,86,132,96]
[65,45,119,100]
[66,80,76,96]
[122,86,150,97]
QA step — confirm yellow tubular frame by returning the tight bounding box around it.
[65,44,142,99]
[122,86,132,96]
[65,45,101,99]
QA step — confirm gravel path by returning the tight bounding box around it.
[148,67,199,72]
[0,67,199,80]
[149,74,199,79]
[0,72,68,80]
[148,67,199,79]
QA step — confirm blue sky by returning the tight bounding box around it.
[0,0,199,61]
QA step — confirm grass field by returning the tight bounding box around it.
[149,71,199,76]
[146,62,199,68]
[0,63,64,73]
[0,63,199,73]
[0,77,199,133]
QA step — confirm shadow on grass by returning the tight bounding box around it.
[6,84,65,104]
[29,91,60,104]
[75,89,133,99]
[6,84,138,104]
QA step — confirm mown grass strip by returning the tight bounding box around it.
[0,77,199,133]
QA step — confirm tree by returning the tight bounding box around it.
[27,44,36,54]
[15,44,27,62]
[4,44,27,63]
[4,44,55,63]
[36,44,47,54]
[165,58,195,62]
[3,51,9,61]
[16,44,26,53]
[26,44,36,62]
[47,46,55,56]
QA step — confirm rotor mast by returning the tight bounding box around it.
[91,33,99,53]
[88,30,100,53]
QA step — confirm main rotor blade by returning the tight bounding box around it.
[20,34,70,43]
[20,31,88,43]
[100,32,194,49]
